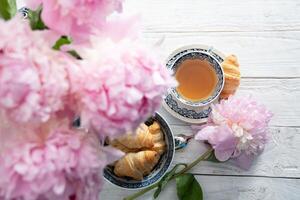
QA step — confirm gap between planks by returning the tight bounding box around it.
[142,29,300,33]
[191,173,300,180]
[242,77,300,79]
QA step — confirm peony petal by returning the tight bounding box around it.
[195,95,272,166]
[210,108,227,125]
[232,153,255,170]
[194,126,218,142]
[14,163,28,175]
[78,39,174,138]
[213,125,237,161]
[125,88,143,104]
[0,125,106,200]
[101,146,125,164]
[26,0,125,43]
[214,148,235,162]
[0,17,79,124]
[53,178,66,195]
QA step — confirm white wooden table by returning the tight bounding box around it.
[17,0,300,199]
[102,0,300,199]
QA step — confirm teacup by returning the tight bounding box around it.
[163,45,225,123]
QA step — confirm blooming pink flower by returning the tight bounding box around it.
[195,95,272,169]
[76,39,176,138]
[0,8,175,200]
[0,122,123,200]
[0,17,79,124]
[25,0,124,43]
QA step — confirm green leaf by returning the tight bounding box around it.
[53,36,72,50]
[27,7,46,30]
[176,173,203,200]
[153,163,187,199]
[67,50,82,60]
[204,151,221,163]
[0,0,17,20]
[52,36,82,60]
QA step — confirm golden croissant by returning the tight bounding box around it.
[220,55,241,99]
[148,121,160,134]
[114,150,160,180]
[109,140,137,153]
[149,122,165,155]
[113,124,154,149]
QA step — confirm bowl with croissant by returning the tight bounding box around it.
[104,113,175,189]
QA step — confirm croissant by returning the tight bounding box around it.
[220,55,241,99]
[149,122,165,155]
[114,150,160,180]
[109,139,137,153]
[148,121,160,134]
[114,124,154,149]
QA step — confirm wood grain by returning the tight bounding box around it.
[124,0,300,78]
[102,175,300,200]
[101,125,300,199]
[160,78,300,127]
[165,125,300,177]
[15,0,300,199]
[125,0,300,32]
[17,0,300,77]
[141,31,300,78]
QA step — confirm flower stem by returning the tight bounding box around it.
[123,147,213,200]
[123,183,159,200]
[174,147,213,177]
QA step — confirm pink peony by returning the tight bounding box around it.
[0,17,79,123]
[76,39,176,138]
[195,95,272,169]
[25,0,124,43]
[0,122,123,200]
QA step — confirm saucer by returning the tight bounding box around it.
[163,44,225,124]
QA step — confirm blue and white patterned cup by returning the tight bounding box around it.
[163,45,225,123]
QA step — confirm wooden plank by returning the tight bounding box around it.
[101,175,300,200]
[159,78,300,127]
[17,1,300,77]
[141,31,300,78]
[167,125,300,177]
[18,0,300,33]
[125,0,300,78]
[125,0,300,32]
[101,126,300,200]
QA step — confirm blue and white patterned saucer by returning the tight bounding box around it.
[103,113,175,189]
[163,45,225,124]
